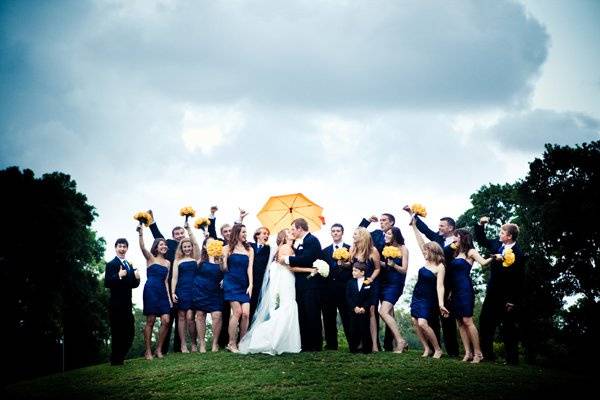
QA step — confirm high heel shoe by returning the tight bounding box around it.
[471,353,483,364]
[394,340,409,353]
[462,353,473,362]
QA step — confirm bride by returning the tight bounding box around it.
[239,229,301,355]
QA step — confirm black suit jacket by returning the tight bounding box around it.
[104,256,140,308]
[289,232,323,291]
[149,222,178,264]
[358,218,385,253]
[474,224,525,306]
[414,216,446,249]
[322,242,352,290]
[250,242,271,289]
[346,278,371,310]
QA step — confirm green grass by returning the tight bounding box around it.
[4,350,588,400]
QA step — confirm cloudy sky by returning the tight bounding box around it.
[1,0,599,305]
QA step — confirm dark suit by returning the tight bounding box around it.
[249,242,271,326]
[346,278,372,354]
[474,224,525,364]
[149,222,179,354]
[413,216,459,357]
[104,256,140,364]
[208,216,231,348]
[321,243,351,349]
[289,232,323,351]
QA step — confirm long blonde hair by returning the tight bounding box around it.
[423,241,445,265]
[175,238,199,262]
[350,227,373,262]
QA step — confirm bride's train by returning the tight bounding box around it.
[239,260,301,355]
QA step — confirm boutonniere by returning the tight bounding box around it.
[450,243,458,250]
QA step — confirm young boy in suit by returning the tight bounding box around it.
[346,262,372,354]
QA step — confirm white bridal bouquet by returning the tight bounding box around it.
[309,259,330,278]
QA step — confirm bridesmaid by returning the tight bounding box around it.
[222,224,254,352]
[137,225,172,360]
[379,227,409,353]
[449,228,493,363]
[410,220,449,359]
[349,227,381,352]
[193,236,225,352]
[171,222,201,353]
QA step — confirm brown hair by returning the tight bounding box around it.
[292,218,309,231]
[175,238,199,262]
[228,223,250,251]
[352,261,367,272]
[171,226,185,237]
[453,228,474,257]
[350,227,373,262]
[423,241,445,265]
[502,223,519,241]
[150,238,167,257]
[276,229,289,246]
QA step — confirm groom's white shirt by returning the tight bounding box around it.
[285,231,308,264]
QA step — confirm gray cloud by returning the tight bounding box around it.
[486,109,600,152]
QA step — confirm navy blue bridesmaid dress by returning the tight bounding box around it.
[362,258,380,306]
[143,264,171,316]
[380,257,406,304]
[410,266,439,320]
[175,260,196,311]
[448,258,475,318]
[223,253,251,304]
[193,260,224,313]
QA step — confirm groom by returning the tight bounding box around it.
[281,218,323,352]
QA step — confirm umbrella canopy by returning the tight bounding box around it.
[257,193,324,234]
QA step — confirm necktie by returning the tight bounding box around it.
[258,244,262,251]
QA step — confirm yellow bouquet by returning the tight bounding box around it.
[194,217,211,230]
[411,203,428,217]
[180,206,196,219]
[332,247,351,261]
[382,246,402,259]
[133,211,153,226]
[502,248,516,267]
[207,240,223,258]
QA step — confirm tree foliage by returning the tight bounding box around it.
[457,141,600,365]
[0,167,108,383]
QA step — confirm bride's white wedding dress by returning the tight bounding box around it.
[239,258,301,355]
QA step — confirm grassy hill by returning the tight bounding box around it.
[4,350,588,400]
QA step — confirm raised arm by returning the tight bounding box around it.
[414,216,444,247]
[467,248,493,267]
[208,206,218,239]
[411,218,427,255]
[358,215,378,229]
[147,209,165,239]
[436,265,449,317]
[473,217,498,253]
[185,221,202,261]
[137,226,152,261]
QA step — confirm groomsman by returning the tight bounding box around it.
[358,213,395,351]
[148,209,185,354]
[249,227,271,325]
[403,206,459,357]
[321,223,351,350]
[475,217,525,365]
[281,218,323,352]
[104,238,140,365]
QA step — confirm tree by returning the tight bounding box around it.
[456,141,600,366]
[0,167,108,384]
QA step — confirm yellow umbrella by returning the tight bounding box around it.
[257,193,325,233]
